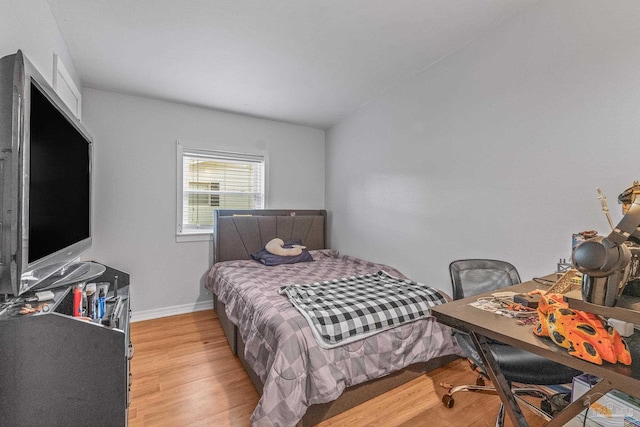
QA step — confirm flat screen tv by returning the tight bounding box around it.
[0,50,93,296]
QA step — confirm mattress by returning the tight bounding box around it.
[206,249,462,427]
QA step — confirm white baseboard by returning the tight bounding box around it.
[131,300,213,322]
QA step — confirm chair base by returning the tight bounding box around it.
[442,382,553,426]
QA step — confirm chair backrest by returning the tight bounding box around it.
[449,259,521,300]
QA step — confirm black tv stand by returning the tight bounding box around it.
[0,263,132,427]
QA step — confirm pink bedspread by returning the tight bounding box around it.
[206,249,461,427]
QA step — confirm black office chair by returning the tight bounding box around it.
[444,259,582,425]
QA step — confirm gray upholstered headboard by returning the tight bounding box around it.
[213,209,327,263]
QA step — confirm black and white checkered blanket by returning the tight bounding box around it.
[279,270,448,349]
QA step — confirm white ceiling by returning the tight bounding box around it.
[47,0,538,129]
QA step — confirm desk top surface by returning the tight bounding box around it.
[431,277,640,397]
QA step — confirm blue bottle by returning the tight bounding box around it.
[97,288,106,319]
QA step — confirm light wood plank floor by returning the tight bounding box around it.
[128,310,552,427]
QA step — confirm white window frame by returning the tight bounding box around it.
[176,141,268,242]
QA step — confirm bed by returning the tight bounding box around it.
[205,209,461,427]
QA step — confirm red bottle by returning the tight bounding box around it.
[73,285,82,317]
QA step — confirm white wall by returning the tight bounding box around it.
[326,0,640,294]
[0,0,80,90]
[81,89,325,318]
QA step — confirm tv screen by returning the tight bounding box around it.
[0,51,94,296]
[28,83,91,264]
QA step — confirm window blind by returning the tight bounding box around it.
[179,148,265,233]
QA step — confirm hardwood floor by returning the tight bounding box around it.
[128,310,551,427]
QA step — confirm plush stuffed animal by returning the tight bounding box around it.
[532,291,631,365]
[265,238,306,257]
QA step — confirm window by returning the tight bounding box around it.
[187,182,220,225]
[177,142,266,239]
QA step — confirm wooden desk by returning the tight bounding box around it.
[431,278,640,427]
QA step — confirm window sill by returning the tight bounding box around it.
[176,232,213,243]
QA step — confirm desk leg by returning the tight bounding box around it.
[469,332,529,427]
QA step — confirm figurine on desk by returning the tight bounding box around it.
[619,182,640,298]
[572,181,640,306]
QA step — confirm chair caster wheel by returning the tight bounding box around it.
[442,394,454,408]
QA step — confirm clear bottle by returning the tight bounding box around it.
[81,291,87,317]
[86,289,96,319]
